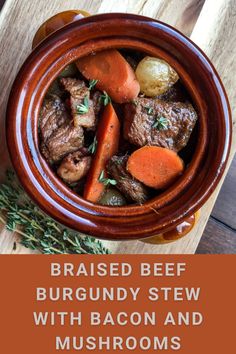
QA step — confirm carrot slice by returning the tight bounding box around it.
[76,49,140,103]
[127,146,184,189]
[83,103,120,203]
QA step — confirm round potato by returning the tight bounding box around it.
[135,56,179,97]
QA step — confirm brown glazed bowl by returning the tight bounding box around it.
[6,13,231,240]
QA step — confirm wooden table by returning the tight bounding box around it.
[0,0,235,254]
[197,156,236,254]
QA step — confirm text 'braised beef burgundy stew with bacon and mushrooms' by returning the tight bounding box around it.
[39,49,198,206]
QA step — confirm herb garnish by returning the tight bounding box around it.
[99,170,117,186]
[88,79,98,90]
[153,116,169,130]
[145,106,153,115]
[100,91,111,106]
[88,136,98,154]
[0,170,110,254]
[76,96,89,114]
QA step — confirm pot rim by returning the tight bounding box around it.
[6,13,232,239]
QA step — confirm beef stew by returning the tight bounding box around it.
[39,49,198,206]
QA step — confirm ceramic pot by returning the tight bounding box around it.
[6,13,232,240]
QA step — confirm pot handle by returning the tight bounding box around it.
[32,10,90,49]
[141,210,201,244]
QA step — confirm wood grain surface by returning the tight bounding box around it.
[196,217,236,254]
[0,0,235,254]
[212,157,236,229]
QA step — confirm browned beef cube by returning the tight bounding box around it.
[39,95,69,141]
[107,155,149,204]
[41,122,84,163]
[61,78,96,129]
[57,150,92,184]
[39,95,84,164]
[123,98,198,152]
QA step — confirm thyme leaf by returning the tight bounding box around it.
[99,170,117,186]
[153,116,169,130]
[88,79,98,90]
[88,136,98,154]
[76,96,89,114]
[145,106,154,115]
[100,91,111,106]
[0,171,110,254]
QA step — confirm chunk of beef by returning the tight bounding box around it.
[41,122,84,163]
[107,155,149,204]
[124,98,198,152]
[61,78,96,129]
[57,150,92,184]
[91,91,103,118]
[39,95,84,163]
[39,95,68,141]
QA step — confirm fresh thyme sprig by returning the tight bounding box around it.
[153,116,169,130]
[76,96,89,115]
[99,170,117,186]
[88,79,98,90]
[100,91,111,106]
[88,136,98,154]
[0,171,110,254]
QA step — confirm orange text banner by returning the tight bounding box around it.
[0,255,235,353]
